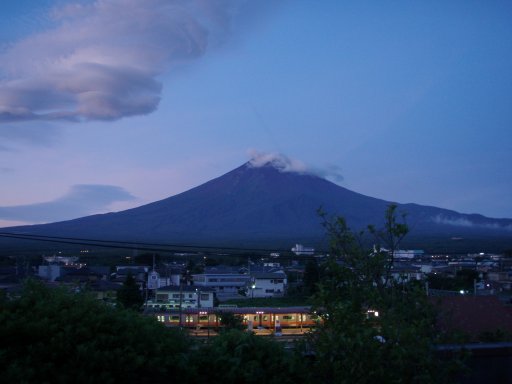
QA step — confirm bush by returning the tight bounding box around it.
[0,280,190,383]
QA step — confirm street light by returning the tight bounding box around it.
[196,288,201,308]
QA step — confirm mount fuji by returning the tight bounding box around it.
[2,160,511,252]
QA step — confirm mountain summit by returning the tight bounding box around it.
[3,162,512,251]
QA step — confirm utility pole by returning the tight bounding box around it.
[178,282,183,327]
[196,288,201,309]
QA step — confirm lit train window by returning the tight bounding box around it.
[283,315,294,320]
[170,316,179,322]
[199,316,208,321]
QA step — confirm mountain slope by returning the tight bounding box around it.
[2,162,512,251]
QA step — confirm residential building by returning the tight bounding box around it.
[248,272,287,298]
[146,285,215,310]
[390,264,424,283]
[192,272,250,300]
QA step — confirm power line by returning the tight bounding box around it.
[0,231,504,257]
[0,231,319,256]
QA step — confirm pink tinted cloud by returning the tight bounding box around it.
[0,0,238,123]
[0,184,135,224]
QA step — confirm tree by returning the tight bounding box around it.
[428,268,479,291]
[0,280,191,383]
[0,282,306,383]
[117,273,144,311]
[503,249,512,258]
[303,259,320,295]
[217,311,245,331]
[182,259,204,284]
[190,329,306,384]
[306,205,460,383]
[134,252,161,265]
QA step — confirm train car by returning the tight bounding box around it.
[150,306,319,330]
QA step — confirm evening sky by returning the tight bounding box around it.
[1,0,511,227]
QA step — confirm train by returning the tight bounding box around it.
[149,306,320,330]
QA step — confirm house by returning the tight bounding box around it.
[145,285,215,310]
[38,264,101,283]
[88,280,121,304]
[145,266,183,289]
[192,269,250,300]
[486,270,512,291]
[392,249,424,260]
[390,263,424,283]
[55,266,102,284]
[38,265,64,281]
[248,272,287,298]
[111,266,148,287]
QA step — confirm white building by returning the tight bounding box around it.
[292,244,315,256]
[375,248,424,260]
[248,272,287,298]
[145,285,215,310]
[192,272,251,300]
[38,265,62,281]
[390,264,424,283]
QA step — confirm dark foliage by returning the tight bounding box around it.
[134,252,161,266]
[0,281,190,383]
[0,282,305,383]
[428,268,479,291]
[190,330,306,384]
[303,205,464,383]
[303,259,320,295]
[117,273,144,311]
[217,311,245,331]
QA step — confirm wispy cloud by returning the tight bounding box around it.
[247,150,344,183]
[248,150,309,173]
[432,214,512,231]
[312,164,344,183]
[0,184,135,224]
[0,0,242,124]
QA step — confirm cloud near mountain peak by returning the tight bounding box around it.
[248,151,309,173]
[247,151,344,183]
